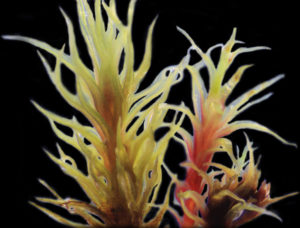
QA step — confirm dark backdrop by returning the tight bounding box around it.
[1,0,299,227]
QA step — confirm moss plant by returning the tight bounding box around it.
[3,0,298,227]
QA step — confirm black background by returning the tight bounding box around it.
[1,0,299,227]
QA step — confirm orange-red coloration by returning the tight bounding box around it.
[171,27,296,227]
